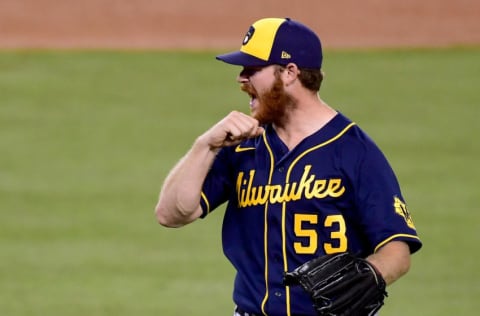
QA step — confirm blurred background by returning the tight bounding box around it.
[0,1,479,315]
[1,0,479,49]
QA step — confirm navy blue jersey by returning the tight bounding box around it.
[200,113,422,316]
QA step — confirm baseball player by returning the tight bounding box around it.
[156,17,422,316]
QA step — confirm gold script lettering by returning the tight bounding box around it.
[236,165,346,207]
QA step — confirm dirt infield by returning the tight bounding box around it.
[1,0,479,49]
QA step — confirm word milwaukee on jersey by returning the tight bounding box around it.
[236,165,346,207]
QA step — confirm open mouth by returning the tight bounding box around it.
[248,92,257,107]
[241,84,258,108]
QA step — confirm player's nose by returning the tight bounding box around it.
[237,76,249,84]
[237,69,250,83]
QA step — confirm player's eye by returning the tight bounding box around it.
[241,67,264,78]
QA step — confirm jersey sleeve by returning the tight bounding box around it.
[199,147,234,218]
[345,132,422,254]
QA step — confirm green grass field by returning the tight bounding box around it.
[1,48,479,315]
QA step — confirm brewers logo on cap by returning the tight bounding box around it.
[243,26,255,45]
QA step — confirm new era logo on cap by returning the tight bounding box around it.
[216,17,322,69]
[281,51,291,59]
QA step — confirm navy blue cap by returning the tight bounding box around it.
[216,18,322,69]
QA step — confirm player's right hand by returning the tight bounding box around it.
[200,111,264,150]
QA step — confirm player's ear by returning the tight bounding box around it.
[284,63,300,85]
[285,63,299,74]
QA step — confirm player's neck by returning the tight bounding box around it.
[273,98,337,150]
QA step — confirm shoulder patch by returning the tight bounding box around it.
[393,196,416,230]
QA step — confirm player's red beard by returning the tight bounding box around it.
[241,72,295,127]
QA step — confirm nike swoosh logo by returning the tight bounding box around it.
[235,145,256,153]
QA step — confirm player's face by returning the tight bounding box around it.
[239,65,294,126]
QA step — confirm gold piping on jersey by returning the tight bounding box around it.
[283,122,356,316]
[286,122,356,180]
[200,192,210,214]
[261,131,276,315]
[281,201,291,316]
[374,234,421,253]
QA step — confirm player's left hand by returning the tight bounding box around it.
[283,252,388,316]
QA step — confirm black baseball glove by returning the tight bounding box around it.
[283,252,387,316]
